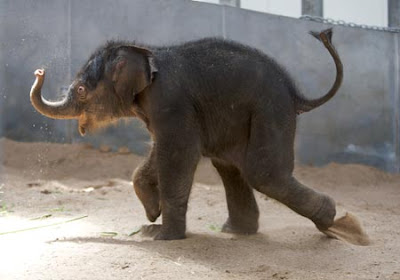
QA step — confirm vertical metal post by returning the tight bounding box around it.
[393,33,400,173]
[220,0,238,39]
[389,0,400,27]
[219,0,240,8]
[302,0,323,17]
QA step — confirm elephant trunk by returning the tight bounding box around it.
[30,69,81,119]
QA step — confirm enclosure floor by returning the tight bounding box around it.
[1,138,400,280]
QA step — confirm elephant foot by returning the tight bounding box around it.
[154,230,186,240]
[221,218,258,235]
[140,224,186,240]
[140,224,162,237]
[312,195,336,231]
[145,206,161,223]
[133,181,161,222]
[319,212,371,246]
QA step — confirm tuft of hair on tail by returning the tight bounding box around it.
[309,28,333,43]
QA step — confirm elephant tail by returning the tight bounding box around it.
[294,28,343,115]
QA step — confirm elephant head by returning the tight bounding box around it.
[30,43,158,135]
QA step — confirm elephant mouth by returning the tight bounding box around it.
[77,113,119,136]
[79,125,86,136]
[78,116,88,136]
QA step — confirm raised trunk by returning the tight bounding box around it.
[30,69,81,119]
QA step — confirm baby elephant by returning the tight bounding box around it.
[30,29,342,240]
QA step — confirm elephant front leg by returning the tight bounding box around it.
[154,135,201,240]
[212,159,259,234]
[132,144,161,222]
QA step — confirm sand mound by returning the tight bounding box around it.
[1,138,400,280]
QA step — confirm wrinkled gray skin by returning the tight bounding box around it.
[30,29,343,240]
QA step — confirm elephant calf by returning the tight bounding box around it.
[30,29,342,240]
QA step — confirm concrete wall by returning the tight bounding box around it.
[1,0,399,172]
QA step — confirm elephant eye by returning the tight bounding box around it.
[77,86,87,101]
[77,86,85,93]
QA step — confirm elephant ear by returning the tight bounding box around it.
[111,45,158,96]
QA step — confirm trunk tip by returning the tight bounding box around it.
[34,69,45,77]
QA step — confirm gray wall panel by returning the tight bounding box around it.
[0,0,70,142]
[223,6,397,171]
[0,0,398,171]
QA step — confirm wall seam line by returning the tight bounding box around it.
[66,0,73,143]
[222,5,226,39]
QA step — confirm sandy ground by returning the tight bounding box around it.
[0,138,400,280]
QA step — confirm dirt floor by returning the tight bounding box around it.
[0,138,400,280]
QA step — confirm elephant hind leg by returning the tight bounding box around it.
[243,114,336,230]
[253,176,336,230]
[212,159,259,234]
